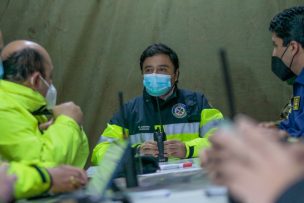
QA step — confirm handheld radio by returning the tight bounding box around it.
[153,97,168,162]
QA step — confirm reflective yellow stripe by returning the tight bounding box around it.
[203,128,218,139]
[185,137,211,158]
[200,108,223,127]
[101,124,129,140]
[199,108,223,138]
[166,133,198,142]
[100,123,201,145]
[127,132,199,144]
[163,122,200,135]
[129,133,154,144]
[94,108,223,162]
[200,119,223,137]
[93,123,129,165]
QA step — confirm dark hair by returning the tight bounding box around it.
[269,6,304,47]
[140,43,179,72]
[3,48,45,82]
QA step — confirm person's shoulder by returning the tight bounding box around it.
[109,94,144,124]
[0,91,15,109]
[178,88,210,108]
[124,94,144,108]
[178,88,207,98]
[126,94,143,103]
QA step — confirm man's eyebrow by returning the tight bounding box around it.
[158,64,169,67]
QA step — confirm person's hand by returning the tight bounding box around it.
[139,141,158,157]
[47,165,88,193]
[39,119,54,131]
[52,102,83,125]
[285,143,304,170]
[0,164,16,203]
[205,116,304,203]
[258,121,278,129]
[164,140,186,158]
[199,148,210,168]
[257,123,289,141]
[265,128,289,140]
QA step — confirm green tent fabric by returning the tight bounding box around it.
[0,0,301,164]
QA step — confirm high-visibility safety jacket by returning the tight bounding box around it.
[279,69,304,137]
[7,161,52,199]
[92,88,223,165]
[0,80,89,168]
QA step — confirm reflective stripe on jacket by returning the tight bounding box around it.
[92,88,223,165]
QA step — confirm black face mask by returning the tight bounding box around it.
[286,75,297,86]
[271,45,296,81]
[271,56,295,81]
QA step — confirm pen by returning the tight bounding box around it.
[159,162,193,170]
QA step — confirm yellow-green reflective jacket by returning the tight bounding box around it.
[0,80,89,168]
[92,88,223,165]
[7,161,52,199]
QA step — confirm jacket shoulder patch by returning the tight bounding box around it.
[293,96,301,111]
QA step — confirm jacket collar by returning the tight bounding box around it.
[295,68,304,85]
[0,80,47,113]
[143,85,178,107]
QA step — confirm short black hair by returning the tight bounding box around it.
[3,48,45,83]
[269,6,304,47]
[140,43,179,72]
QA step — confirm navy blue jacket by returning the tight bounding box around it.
[280,69,304,137]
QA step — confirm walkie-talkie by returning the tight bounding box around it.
[153,126,167,162]
[154,97,168,162]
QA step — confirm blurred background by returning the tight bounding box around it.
[0,0,302,159]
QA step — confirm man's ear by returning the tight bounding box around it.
[174,69,179,82]
[28,72,41,89]
[290,40,300,55]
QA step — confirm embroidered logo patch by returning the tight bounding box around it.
[172,103,187,118]
[293,96,301,111]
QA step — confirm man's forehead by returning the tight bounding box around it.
[272,33,284,45]
[143,54,172,64]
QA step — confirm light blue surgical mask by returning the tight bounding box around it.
[143,74,171,97]
[0,58,3,79]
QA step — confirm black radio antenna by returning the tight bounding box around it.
[118,91,138,187]
[118,92,127,140]
[155,97,164,132]
[219,49,236,120]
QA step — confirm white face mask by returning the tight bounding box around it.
[39,75,57,109]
